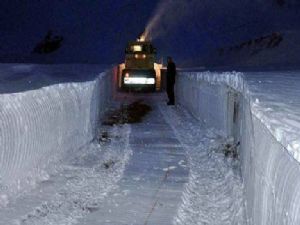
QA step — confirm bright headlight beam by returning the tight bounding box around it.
[124,77,155,85]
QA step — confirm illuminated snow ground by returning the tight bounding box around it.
[76,98,245,225]
[0,80,246,225]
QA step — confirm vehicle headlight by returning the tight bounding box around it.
[124,77,155,85]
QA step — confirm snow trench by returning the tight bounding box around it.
[0,66,112,206]
[176,71,300,225]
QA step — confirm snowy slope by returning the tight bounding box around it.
[0,64,109,93]
[202,31,300,68]
[0,0,159,64]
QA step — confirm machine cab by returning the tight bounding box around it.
[124,41,156,70]
[118,36,162,91]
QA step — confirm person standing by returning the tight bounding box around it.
[166,56,176,105]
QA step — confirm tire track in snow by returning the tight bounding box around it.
[159,104,246,225]
[1,125,132,225]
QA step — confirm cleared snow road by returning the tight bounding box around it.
[0,94,246,225]
[78,99,189,225]
[78,95,246,225]
[161,103,246,225]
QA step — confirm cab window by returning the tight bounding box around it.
[131,45,142,52]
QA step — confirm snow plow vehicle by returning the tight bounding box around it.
[118,35,162,91]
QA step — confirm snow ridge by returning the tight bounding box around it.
[177,70,300,225]
[0,67,111,206]
[183,71,245,93]
[180,70,300,163]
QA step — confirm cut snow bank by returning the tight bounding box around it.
[176,71,300,225]
[0,64,112,206]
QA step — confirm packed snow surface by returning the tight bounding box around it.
[161,104,246,225]
[245,72,300,161]
[75,95,246,225]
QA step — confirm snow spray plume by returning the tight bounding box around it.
[143,0,208,40]
[143,0,279,41]
[143,0,173,40]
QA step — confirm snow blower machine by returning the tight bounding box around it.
[117,35,163,92]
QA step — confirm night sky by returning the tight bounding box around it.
[0,0,300,67]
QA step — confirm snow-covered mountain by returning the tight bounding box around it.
[199,30,300,69]
[0,0,299,68]
[148,0,300,68]
[0,0,158,64]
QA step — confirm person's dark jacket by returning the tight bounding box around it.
[167,61,176,85]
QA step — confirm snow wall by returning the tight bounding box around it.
[176,72,300,225]
[0,65,112,206]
